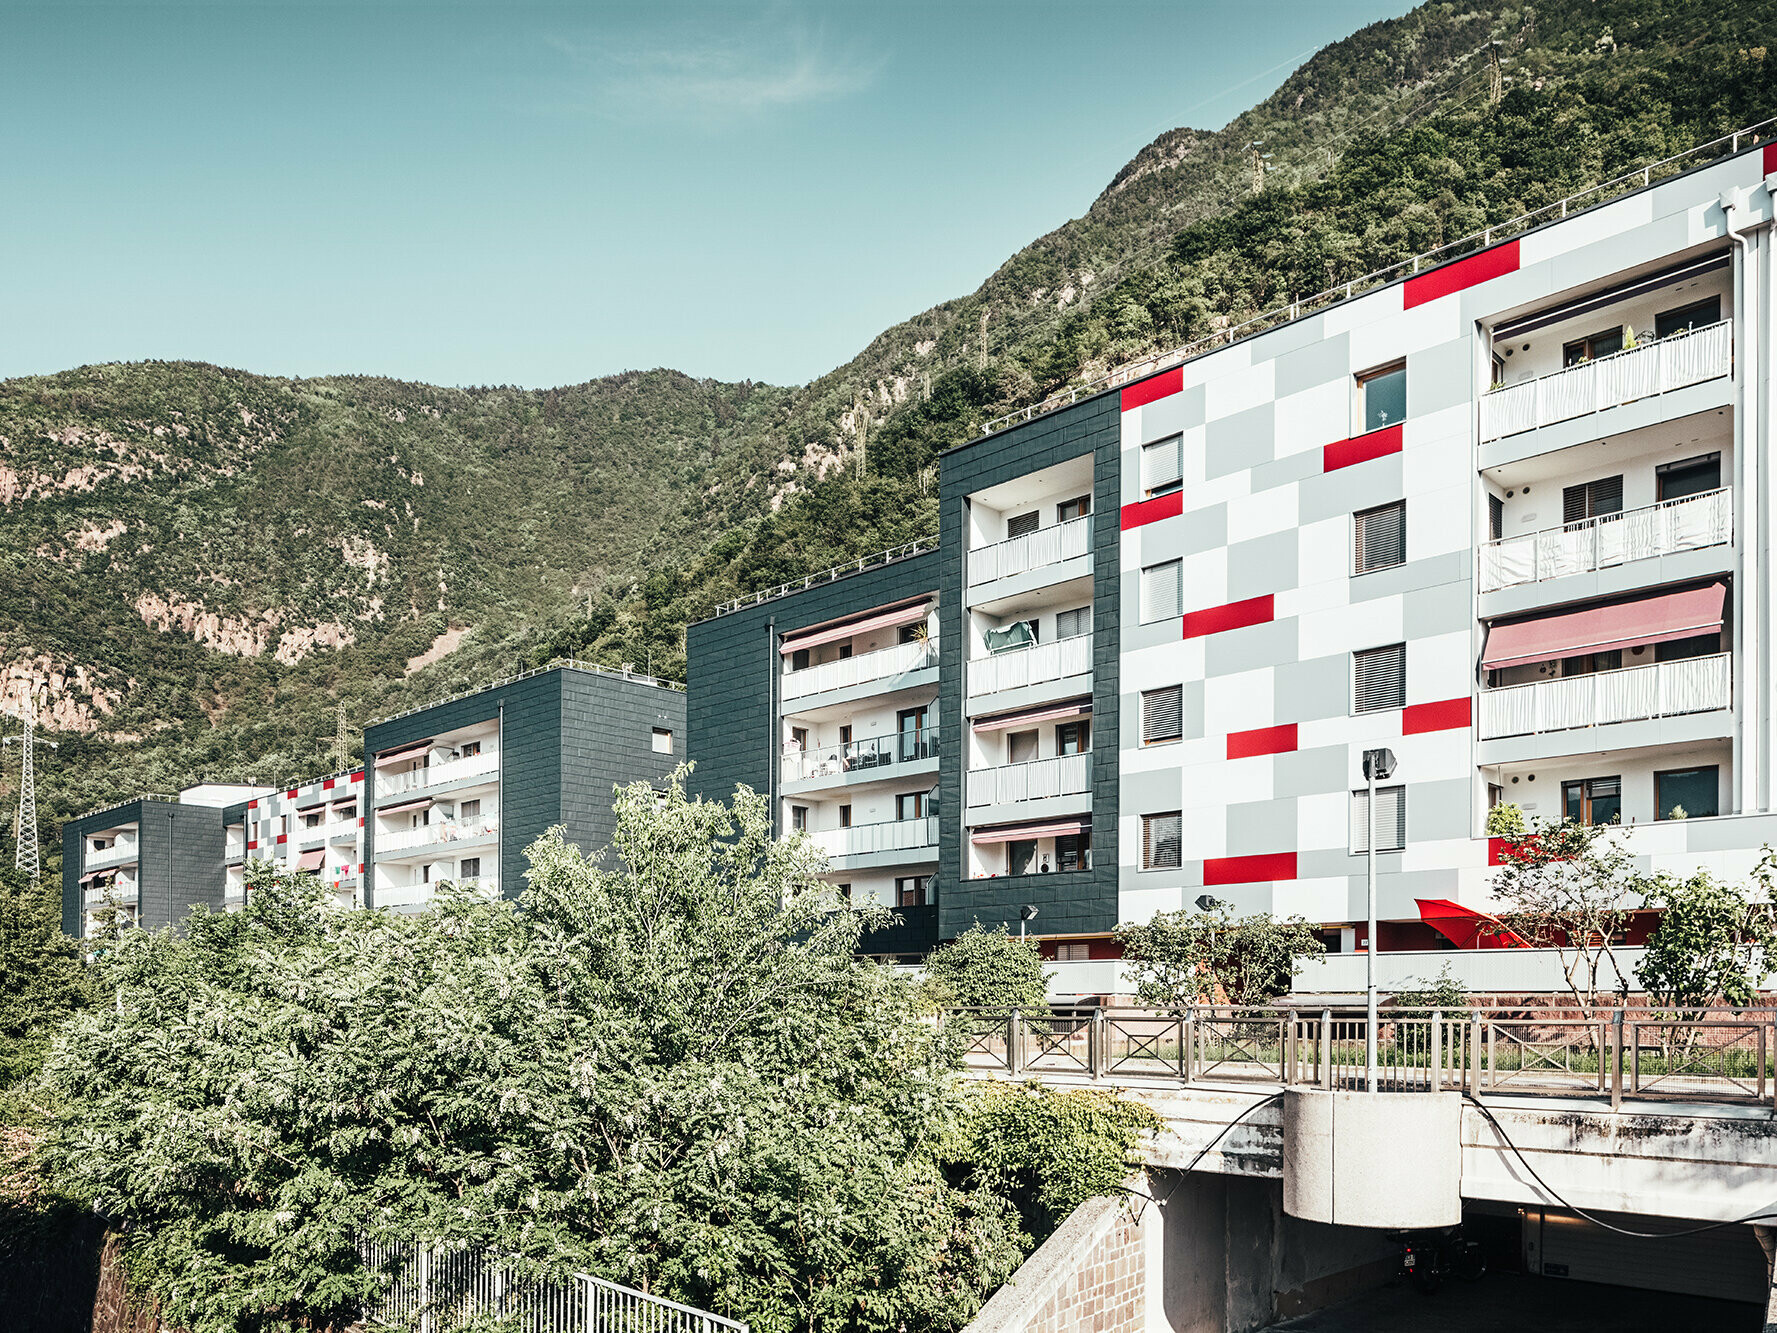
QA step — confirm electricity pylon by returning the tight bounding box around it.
[5,692,57,881]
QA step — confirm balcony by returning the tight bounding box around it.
[83,876,138,907]
[85,836,139,870]
[375,749,499,799]
[1479,653,1731,740]
[780,639,937,703]
[968,515,1091,587]
[969,634,1091,698]
[1480,321,1731,443]
[376,818,499,855]
[1480,488,1732,593]
[780,727,938,786]
[808,815,938,860]
[967,753,1092,808]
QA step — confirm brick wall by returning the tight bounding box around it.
[965,1184,1148,1333]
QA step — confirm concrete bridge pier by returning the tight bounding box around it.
[1757,1226,1777,1333]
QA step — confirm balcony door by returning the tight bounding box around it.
[897,707,928,762]
[1657,453,1721,502]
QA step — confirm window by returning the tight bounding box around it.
[1488,493,1505,542]
[460,740,481,758]
[461,799,480,819]
[1056,605,1092,639]
[1058,494,1091,522]
[652,726,674,754]
[1142,812,1182,870]
[1562,776,1622,827]
[1141,559,1183,623]
[1656,766,1719,820]
[837,883,852,902]
[303,811,322,829]
[1350,785,1407,853]
[1563,475,1623,525]
[1008,839,1038,876]
[1655,297,1721,339]
[898,707,930,761]
[837,643,852,660]
[1006,511,1040,539]
[791,647,810,672]
[898,622,924,644]
[1057,831,1091,872]
[790,726,809,752]
[1007,729,1038,764]
[1353,644,1406,713]
[460,857,481,878]
[1563,326,1625,366]
[839,804,852,828]
[896,792,929,821]
[1142,685,1183,745]
[896,875,929,907]
[1358,362,1407,432]
[1657,453,1721,501]
[1056,720,1090,755]
[1056,942,1090,962]
[1141,434,1183,498]
[336,805,356,821]
[1353,500,1405,574]
[791,805,809,832]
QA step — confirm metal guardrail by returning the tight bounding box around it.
[946,1005,1777,1110]
[368,658,684,729]
[981,119,1776,438]
[71,793,182,821]
[1478,651,1731,740]
[361,1238,745,1333]
[1479,487,1732,592]
[712,538,939,617]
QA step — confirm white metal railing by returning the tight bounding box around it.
[1480,321,1732,442]
[1480,652,1731,740]
[1480,488,1733,592]
[376,819,499,854]
[780,638,937,702]
[360,1238,746,1333]
[85,836,139,869]
[967,752,1092,807]
[375,750,499,799]
[367,658,682,729]
[968,515,1091,586]
[969,633,1091,697]
[84,876,138,906]
[713,537,936,616]
[984,118,1774,438]
[1294,947,1651,996]
[780,727,938,784]
[807,815,938,859]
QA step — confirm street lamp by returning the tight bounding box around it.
[1362,747,1398,1093]
[1019,904,1038,939]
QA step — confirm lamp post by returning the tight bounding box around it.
[1019,904,1038,940]
[1362,748,1397,1093]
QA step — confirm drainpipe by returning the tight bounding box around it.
[1721,189,1763,813]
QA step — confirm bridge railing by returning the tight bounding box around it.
[944,1006,1777,1110]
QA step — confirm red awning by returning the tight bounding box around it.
[1415,898,1529,950]
[79,869,110,884]
[1482,584,1725,671]
[780,602,929,654]
[972,699,1093,733]
[377,796,434,817]
[971,820,1087,844]
[296,848,326,871]
[374,741,433,768]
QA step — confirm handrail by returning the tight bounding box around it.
[711,537,939,617]
[781,726,939,783]
[72,793,181,821]
[981,119,1776,437]
[1479,487,1731,592]
[1479,651,1731,740]
[367,657,683,729]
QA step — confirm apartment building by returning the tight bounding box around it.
[60,661,686,937]
[689,134,1777,990]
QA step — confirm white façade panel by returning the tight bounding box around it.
[1119,883,1188,922]
[1407,632,1474,701]
[1203,356,1276,424]
[1274,381,1350,458]
[1297,792,1350,853]
[1130,389,1202,451]
[1182,754,1272,812]
[1225,483,1300,545]
[1294,518,1352,595]
[1517,191,1655,266]
[1179,547,1229,612]
[1176,804,1228,861]
[1272,877,1349,923]
[1317,285,1401,340]
[1403,482,1472,561]
[1203,666,1275,735]
[1296,594,1404,662]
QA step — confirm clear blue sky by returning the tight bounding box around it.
[0,0,1417,389]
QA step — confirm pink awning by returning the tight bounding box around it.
[1482,584,1725,671]
[971,820,1088,844]
[780,602,929,654]
[296,848,326,871]
[377,796,434,817]
[374,741,433,768]
[972,700,1092,733]
[79,869,110,884]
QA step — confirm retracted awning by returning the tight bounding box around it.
[970,820,1088,845]
[1482,583,1725,671]
[780,602,930,654]
[1415,898,1529,950]
[374,741,434,768]
[377,796,434,817]
[296,848,326,871]
[972,699,1092,733]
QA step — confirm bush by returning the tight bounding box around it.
[923,924,1051,1012]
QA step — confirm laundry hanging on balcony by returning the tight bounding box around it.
[1415,898,1529,950]
[1481,583,1725,671]
[984,621,1035,655]
[970,819,1087,844]
[971,698,1091,732]
[779,602,929,654]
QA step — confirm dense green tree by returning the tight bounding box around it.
[1116,907,1325,1009]
[922,924,1051,1013]
[1636,856,1777,1016]
[0,863,89,1089]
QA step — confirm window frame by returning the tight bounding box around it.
[1057,494,1092,522]
[1352,643,1407,715]
[1654,765,1720,821]
[1141,685,1184,746]
[1352,499,1406,575]
[1141,811,1183,871]
[1140,434,1183,499]
[1140,558,1183,624]
[1006,510,1040,540]
[1561,776,1622,827]
[1350,784,1407,854]
[651,726,674,754]
[1356,360,1407,434]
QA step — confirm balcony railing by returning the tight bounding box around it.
[780,727,938,785]
[85,836,139,870]
[781,638,937,703]
[1480,652,1731,740]
[1480,320,1732,443]
[84,877,138,907]
[970,633,1091,697]
[1479,488,1732,592]
[807,815,938,860]
[375,749,500,799]
[376,818,499,854]
[969,515,1091,586]
[967,752,1092,807]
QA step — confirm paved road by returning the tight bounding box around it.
[1268,1273,1762,1332]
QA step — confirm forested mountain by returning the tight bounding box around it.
[5,0,1773,847]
